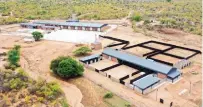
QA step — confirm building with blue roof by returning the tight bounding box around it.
[33,21,108,32]
[21,20,108,32]
[20,23,42,29]
[79,54,101,64]
[133,74,160,94]
[102,48,181,82]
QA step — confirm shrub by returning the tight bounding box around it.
[37,97,44,102]
[60,99,69,107]
[125,103,131,107]
[32,31,43,41]
[73,46,92,56]
[4,63,17,70]
[131,15,142,22]
[16,68,28,77]
[144,20,150,25]
[30,78,62,100]
[7,45,21,68]
[50,56,84,78]
[104,92,113,98]
[9,78,25,89]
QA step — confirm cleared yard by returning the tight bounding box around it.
[144,43,171,50]
[44,30,102,43]
[152,54,181,64]
[166,48,195,58]
[89,59,118,70]
[123,72,145,83]
[124,47,152,57]
[106,65,137,80]
[101,38,120,48]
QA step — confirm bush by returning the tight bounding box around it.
[9,78,25,89]
[125,103,131,107]
[41,82,62,100]
[32,31,43,41]
[16,68,28,77]
[73,46,92,56]
[104,92,113,98]
[144,20,151,25]
[30,78,62,100]
[60,99,69,107]
[7,45,21,68]
[131,15,142,22]
[4,63,17,70]
[50,56,84,78]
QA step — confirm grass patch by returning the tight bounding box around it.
[104,95,131,107]
[104,92,113,98]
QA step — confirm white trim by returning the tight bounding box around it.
[171,77,182,84]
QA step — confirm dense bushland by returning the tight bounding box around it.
[0,68,68,107]
[0,0,201,35]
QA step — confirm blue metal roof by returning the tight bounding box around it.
[20,23,41,27]
[33,21,61,25]
[133,74,160,90]
[66,19,79,22]
[34,21,107,28]
[80,54,100,62]
[41,26,55,29]
[167,69,181,79]
[102,48,177,75]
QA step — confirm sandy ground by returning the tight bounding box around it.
[152,54,180,64]
[0,20,202,107]
[123,72,143,83]
[89,59,118,70]
[105,65,136,80]
[166,48,196,58]
[125,47,152,57]
[143,43,171,50]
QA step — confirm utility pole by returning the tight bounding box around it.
[156,89,158,101]
[189,81,192,93]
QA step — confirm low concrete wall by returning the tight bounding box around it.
[99,71,107,77]
[157,73,167,79]
[133,86,142,93]
[174,59,191,69]
[86,65,96,71]
[126,84,134,90]
[110,76,120,83]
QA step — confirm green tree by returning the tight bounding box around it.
[50,56,68,74]
[73,46,92,56]
[167,0,172,2]
[50,56,84,78]
[131,15,142,22]
[7,45,21,67]
[32,31,43,41]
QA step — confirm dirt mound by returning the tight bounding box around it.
[157,28,186,35]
